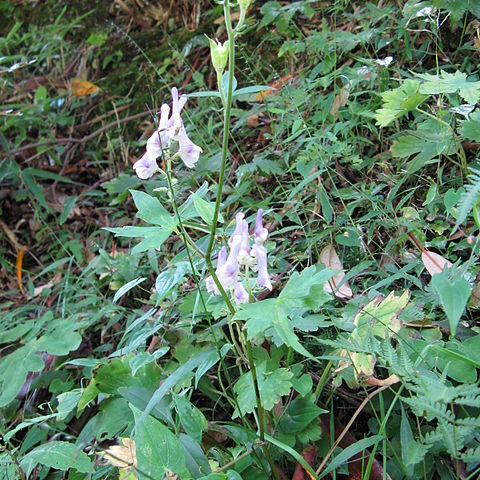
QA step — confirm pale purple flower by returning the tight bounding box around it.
[254,208,268,245]
[206,246,227,294]
[167,87,186,141]
[206,209,273,301]
[252,243,272,291]
[133,88,202,178]
[234,280,249,304]
[178,129,202,168]
[133,104,170,179]
[133,151,158,179]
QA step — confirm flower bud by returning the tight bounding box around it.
[209,38,229,73]
[238,0,253,9]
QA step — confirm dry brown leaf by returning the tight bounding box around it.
[421,250,452,276]
[470,283,480,308]
[71,78,101,97]
[365,374,401,387]
[0,218,22,251]
[246,114,259,128]
[255,73,297,101]
[214,11,241,24]
[329,84,350,119]
[103,438,137,468]
[320,244,353,299]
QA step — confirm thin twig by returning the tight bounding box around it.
[315,384,390,476]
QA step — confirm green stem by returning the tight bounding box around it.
[246,339,265,441]
[204,2,237,316]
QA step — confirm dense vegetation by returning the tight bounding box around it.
[2,1,480,479]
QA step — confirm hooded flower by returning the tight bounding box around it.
[206,246,227,295]
[252,208,272,290]
[252,243,272,291]
[254,208,268,245]
[178,128,203,168]
[206,209,272,303]
[133,104,170,179]
[133,88,202,178]
[234,280,249,304]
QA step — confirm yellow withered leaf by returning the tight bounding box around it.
[72,78,101,97]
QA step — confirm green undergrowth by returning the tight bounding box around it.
[1,1,480,479]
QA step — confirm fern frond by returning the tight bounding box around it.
[460,445,480,464]
[456,416,480,428]
[454,164,480,232]
[403,397,454,422]
[455,395,480,408]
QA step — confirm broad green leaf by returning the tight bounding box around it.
[292,314,330,332]
[134,348,226,434]
[179,433,212,479]
[233,362,293,417]
[277,397,327,435]
[0,331,83,407]
[192,193,223,224]
[235,298,277,340]
[459,110,480,142]
[105,226,173,254]
[391,120,458,173]
[236,267,333,356]
[131,405,189,479]
[431,269,471,336]
[59,195,78,225]
[91,397,132,440]
[375,80,427,127]
[418,70,480,104]
[57,389,82,421]
[274,313,314,359]
[155,263,188,303]
[20,441,93,477]
[174,394,208,444]
[113,277,146,303]
[130,190,175,228]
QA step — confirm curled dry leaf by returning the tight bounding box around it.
[421,250,452,276]
[320,244,353,299]
[329,83,350,120]
[365,374,401,387]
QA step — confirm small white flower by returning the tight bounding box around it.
[375,56,393,67]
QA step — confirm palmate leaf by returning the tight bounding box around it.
[233,362,293,417]
[418,70,480,104]
[375,79,427,127]
[234,266,334,358]
[105,190,177,254]
[459,110,480,142]
[391,119,458,173]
